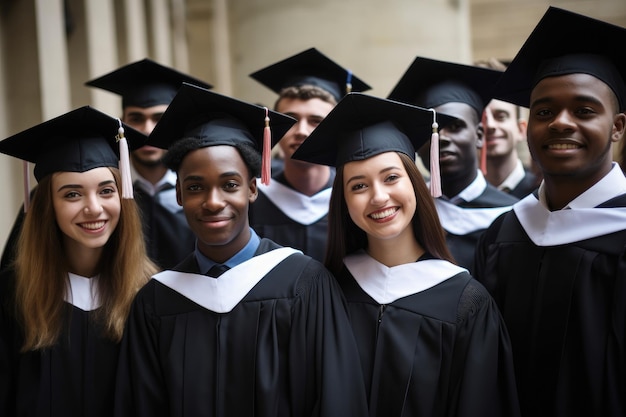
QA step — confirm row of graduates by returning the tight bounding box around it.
[0,90,518,415]
[1,4,535,275]
[247,50,528,272]
[1,5,626,417]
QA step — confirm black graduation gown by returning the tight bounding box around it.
[248,172,333,262]
[508,170,539,199]
[114,238,368,417]
[336,257,520,417]
[0,269,120,417]
[474,193,626,417]
[133,185,196,269]
[438,184,518,272]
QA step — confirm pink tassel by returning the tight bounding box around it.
[480,110,488,176]
[116,119,134,199]
[22,161,30,213]
[429,109,442,198]
[261,108,271,185]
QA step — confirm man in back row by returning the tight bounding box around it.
[476,57,539,198]
[86,58,211,269]
[248,48,371,262]
[388,56,519,271]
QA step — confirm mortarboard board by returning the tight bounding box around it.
[492,6,626,111]
[387,56,503,119]
[85,58,213,109]
[249,47,372,102]
[291,92,456,196]
[147,83,297,184]
[0,106,147,204]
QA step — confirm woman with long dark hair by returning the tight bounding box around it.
[293,93,521,417]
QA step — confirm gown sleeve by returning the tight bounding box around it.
[447,278,521,417]
[114,281,169,417]
[472,212,506,287]
[286,260,368,417]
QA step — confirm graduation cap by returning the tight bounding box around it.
[291,92,457,197]
[147,82,297,184]
[388,56,503,176]
[85,58,213,108]
[0,106,147,208]
[492,6,626,111]
[387,56,503,119]
[249,47,372,102]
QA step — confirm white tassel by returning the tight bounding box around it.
[116,119,134,199]
[428,108,442,198]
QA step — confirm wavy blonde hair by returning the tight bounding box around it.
[14,167,158,351]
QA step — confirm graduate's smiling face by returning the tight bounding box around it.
[527,73,625,184]
[176,145,258,260]
[52,167,121,252]
[483,99,527,160]
[343,152,416,244]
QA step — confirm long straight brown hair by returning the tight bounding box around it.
[14,167,158,351]
[324,152,454,275]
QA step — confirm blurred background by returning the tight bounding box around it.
[1,0,625,247]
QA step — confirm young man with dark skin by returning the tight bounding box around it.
[473,7,626,416]
[113,83,369,417]
[248,48,371,262]
[388,57,519,271]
